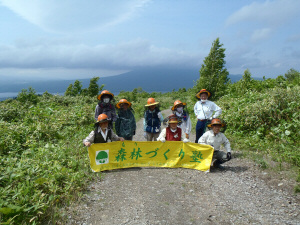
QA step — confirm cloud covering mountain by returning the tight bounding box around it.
[0,0,299,81]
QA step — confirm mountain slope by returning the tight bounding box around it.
[0,67,258,95]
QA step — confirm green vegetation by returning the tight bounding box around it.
[218,70,299,167]
[0,93,97,224]
[0,38,299,223]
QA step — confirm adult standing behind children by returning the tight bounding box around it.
[194,89,222,143]
[171,100,192,140]
[94,90,117,129]
[115,99,136,141]
[144,97,164,141]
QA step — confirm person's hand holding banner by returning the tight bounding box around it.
[85,142,91,147]
[183,138,189,143]
[160,138,166,143]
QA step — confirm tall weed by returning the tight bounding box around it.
[217,86,300,166]
[0,95,95,224]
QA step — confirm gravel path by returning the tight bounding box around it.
[65,109,299,225]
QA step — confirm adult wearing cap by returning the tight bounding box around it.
[83,114,124,146]
[157,114,190,143]
[171,100,192,140]
[143,97,164,141]
[198,118,231,170]
[115,99,136,141]
[94,90,117,129]
[194,89,222,143]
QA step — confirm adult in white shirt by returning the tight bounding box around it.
[194,89,222,143]
[198,118,232,170]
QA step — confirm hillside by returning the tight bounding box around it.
[0,67,260,97]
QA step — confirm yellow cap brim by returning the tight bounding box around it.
[145,102,159,107]
[207,123,225,127]
[196,91,211,99]
[97,93,114,101]
[116,102,132,109]
[171,102,186,111]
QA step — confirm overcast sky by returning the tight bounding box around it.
[0,0,299,81]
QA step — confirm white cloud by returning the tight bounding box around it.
[226,45,269,74]
[251,28,272,42]
[0,68,128,80]
[226,43,300,77]
[0,39,201,71]
[0,0,151,33]
[226,0,300,27]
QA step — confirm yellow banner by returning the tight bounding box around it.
[88,141,214,172]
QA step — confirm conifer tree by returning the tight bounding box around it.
[195,38,229,100]
[87,77,100,97]
[65,84,74,96]
[241,69,253,90]
[72,80,82,96]
[86,77,104,97]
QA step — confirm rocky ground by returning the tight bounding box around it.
[63,109,299,225]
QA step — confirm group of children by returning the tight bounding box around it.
[83,89,232,170]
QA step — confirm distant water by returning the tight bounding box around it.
[0,92,18,101]
[0,92,64,102]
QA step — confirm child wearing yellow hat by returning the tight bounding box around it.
[143,97,164,141]
[83,114,124,146]
[95,90,117,129]
[115,99,136,141]
[171,100,192,139]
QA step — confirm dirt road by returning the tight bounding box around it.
[65,109,299,225]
